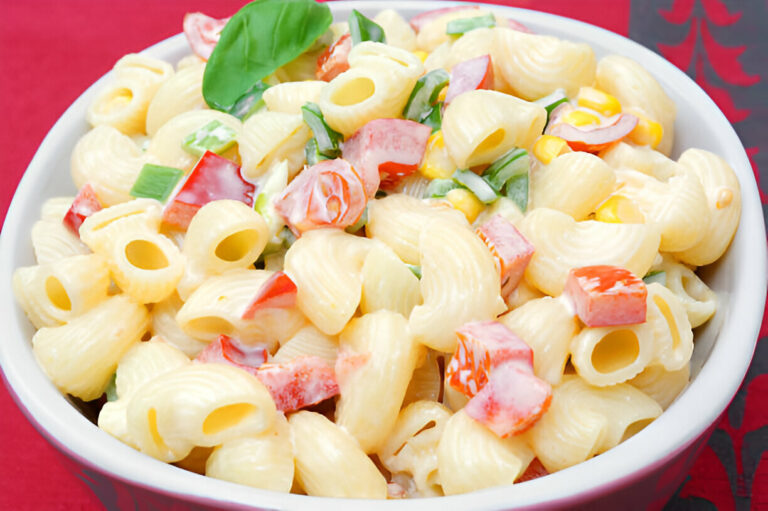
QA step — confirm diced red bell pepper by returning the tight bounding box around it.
[409,5,480,32]
[550,113,639,153]
[242,271,298,320]
[183,12,231,61]
[342,118,432,195]
[163,151,255,230]
[195,334,269,376]
[274,158,366,236]
[564,265,647,327]
[476,215,535,299]
[445,321,534,398]
[463,360,552,437]
[63,184,103,237]
[316,33,352,82]
[256,356,339,412]
[445,55,494,104]
[516,458,549,483]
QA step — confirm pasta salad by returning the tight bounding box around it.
[12,0,741,500]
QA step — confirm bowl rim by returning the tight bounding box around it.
[1,1,765,509]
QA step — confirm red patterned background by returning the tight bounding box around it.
[0,1,765,509]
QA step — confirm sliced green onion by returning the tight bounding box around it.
[445,14,496,35]
[182,120,238,157]
[535,88,569,125]
[129,163,184,202]
[345,205,368,234]
[105,373,118,402]
[453,169,499,204]
[421,102,444,133]
[483,148,529,193]
[255,161,289,254]
[305,138,331,167]
[301,102,343,158]
[227,81,270,121]
[406,264,422,279]
[403,69,450,123]
[504,173,528,212]
[643,270,667,286]
[349,9,386,45]
[425,178,459,198]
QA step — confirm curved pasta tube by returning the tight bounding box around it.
[32,295,149,401]
[283,229,372,335]
[673,149,741,266]
[176,54,205,71]
[494,28,596,100]
[40,196,75,221]
[335,311,422,453]
[367,194,467,265]
[526,376,662,473]
[151,292,208,357]
[272,325,338,365]
[126,363,276,463]
[518,208,660,296]
[347,41,424,82]
[402,350,443,407]
[13,254,110,328]
[423,41,453,73]
[289,411,388,498]
[600,142,680,182]
[374,9,417,51]
[392,173,431,199]
[146,110,242,173]
[628,363,690,410]
[146,62,206,136]
[646,283,693,371]
[409,217,507,353]
[442,90,546,168]
[79,198,162,255]
[504,277,546,310]
[360,242,422,317]
[570,322,655,386]
[377,400,452,497]
[654,256,716,328]
[263,81,326,114]
[532,151,615,221]
[71,125,148,206]
[442,368,470,412]
[239,111,311,180]
[445,28,513,93]
[499,296,579,385]
[206,414,294,492]
[31,220,90,265]
[437,409,534,495]
[596,55,676,155]
[416,8,495,52]
[613,168,709,252]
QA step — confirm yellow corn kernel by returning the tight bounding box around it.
[577,86,622,117]
[445,188,485,223]
[595,195,645,224]
[413,51,429,63]
[562,109,601,128]
[627,111,664,149]
[533,135,571,165]
[419,131,454,179]
[437,86,448,103]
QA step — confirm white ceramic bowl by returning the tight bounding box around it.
[1,2,765,509]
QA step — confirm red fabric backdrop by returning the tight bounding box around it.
[0,1,765,510]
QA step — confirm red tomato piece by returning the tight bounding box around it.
[342,118,432,195]
[274,158,366,236]
[256,356,339,412]
[409,5,480,32]
[550,113,639,153]
[445,321,534,398]
[183,13,231,61]
[464,360,552,438]
[241,271,298,320]
[564,265,648,327]
[163,151,255,230]
[476,215,535,299]
[195,334,269,376]
[445,55,494,104]
[316,33,352,82]
[516,458,549,483]
[63,184,102,236]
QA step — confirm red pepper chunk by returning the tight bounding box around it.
[183,12,231,61]
[274,158,366,236]
[242,271,297,320]
[256,356,339,412]
[163,151,255,230]
[516,458,549,483]
[476,215,535,300]
[63,184,103,236]
[464,361,552,437]
[445,55,494,104]
[316,33,352,82]
[195,334,269,376]
[445,321,533,398]
[342,119,432,195]
[409,5,480,32]
[564,265,647,327]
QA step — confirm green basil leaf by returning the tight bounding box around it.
[305,138,331,167]
[349,9,386,45]
[301,102,343,158]
[445,14,496,35]
[203,0,333,112]
[227,81,270,121]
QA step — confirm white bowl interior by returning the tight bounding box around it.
[1,2,765,510]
